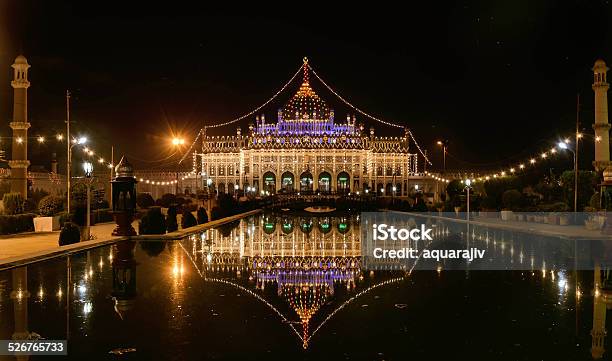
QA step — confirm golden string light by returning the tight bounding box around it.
[451,132,597,184]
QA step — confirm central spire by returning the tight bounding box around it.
[302,56,309,85]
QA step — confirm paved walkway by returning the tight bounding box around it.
[0,222,130,261]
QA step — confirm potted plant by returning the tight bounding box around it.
[34,195,64,232]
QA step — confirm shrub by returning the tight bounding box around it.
[210,206,223,221]
[38,195,64,216]
[31,189,49,207]
[2,193,24,215]
[138,207,166,235]
[72,205,88,227]
[94,199,109,210]
[181,210,197,229]
[159,193,177,208]
[59,222,80,246]
[197,207,208,224]
[166,206,178,232]
[0,214,35,234]
[136,193,155,209]
[502,189,523,211]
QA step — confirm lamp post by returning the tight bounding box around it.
[83,161,93,241]
[437,140,449,173]
[172,137,185,195]
[465,181,470,216]
[558,141,578,212]
[67,136,87,214]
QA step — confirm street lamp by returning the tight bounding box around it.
[436,140,449,173]
[558,141,578,212]
[171,137,185,195]
[83,161,93,241]
[464,179,472,220]
[67,136,87,214]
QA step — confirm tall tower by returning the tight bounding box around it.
[593,59,611,171]
[9,55,31,198]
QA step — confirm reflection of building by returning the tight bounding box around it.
[199,59,427,196]
[189,215,362,348]
[591,263,612,359]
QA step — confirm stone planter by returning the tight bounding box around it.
[500,210,513,221]
[33,216,61,232]
[559,215,570,225]
[545,214,559,225]
[516,214,525,222]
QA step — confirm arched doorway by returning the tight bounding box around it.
[377,183,384,196]
[300,171,313,193]
[318,171,332,193]
[337,172,350,194]
[385,183,393,195]
[262,172,276,194]
[281,171,295,193]
[218,183,226,194]
[228,182,234,195]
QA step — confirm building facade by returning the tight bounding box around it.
[198,63,423,196]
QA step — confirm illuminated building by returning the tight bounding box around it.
[198,59,424,196]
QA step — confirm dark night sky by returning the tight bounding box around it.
[0,1,611,171]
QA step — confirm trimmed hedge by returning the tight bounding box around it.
[138,207,166,235]
[181,210,197,229]
[59,222,80,246]
[38,195,64,216]
[2,193,24,215]
[0,213,35,234]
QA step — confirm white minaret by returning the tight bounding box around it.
[593,59,611,171]
[9,55,31,198]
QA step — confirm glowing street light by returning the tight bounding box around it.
[37,136,45,143]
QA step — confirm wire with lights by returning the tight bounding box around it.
[307,63,432,165]
[446,132,599,184]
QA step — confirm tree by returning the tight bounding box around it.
[38,195,64,216]
[560,170,597,211]
[502,189,523,211]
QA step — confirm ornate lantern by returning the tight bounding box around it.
[111,240,138,319]
[111,156,138,236]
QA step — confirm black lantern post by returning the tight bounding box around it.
[111,156,138,236]
[111,240,138,319]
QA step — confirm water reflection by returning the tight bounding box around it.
[0,214,611,359]
[180,214,407,348]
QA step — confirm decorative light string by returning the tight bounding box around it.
[446,132,597,183]
[307,65,432,165]
[206,64,305,129]
[179,129,202,165]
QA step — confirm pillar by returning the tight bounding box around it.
[9,55,31,198]
[593,59,611,171]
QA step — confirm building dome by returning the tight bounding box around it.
[114,156,135,178]
[13,55,28,65]
[282,66,331,121]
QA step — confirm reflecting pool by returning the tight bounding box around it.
[0,213,609,360]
